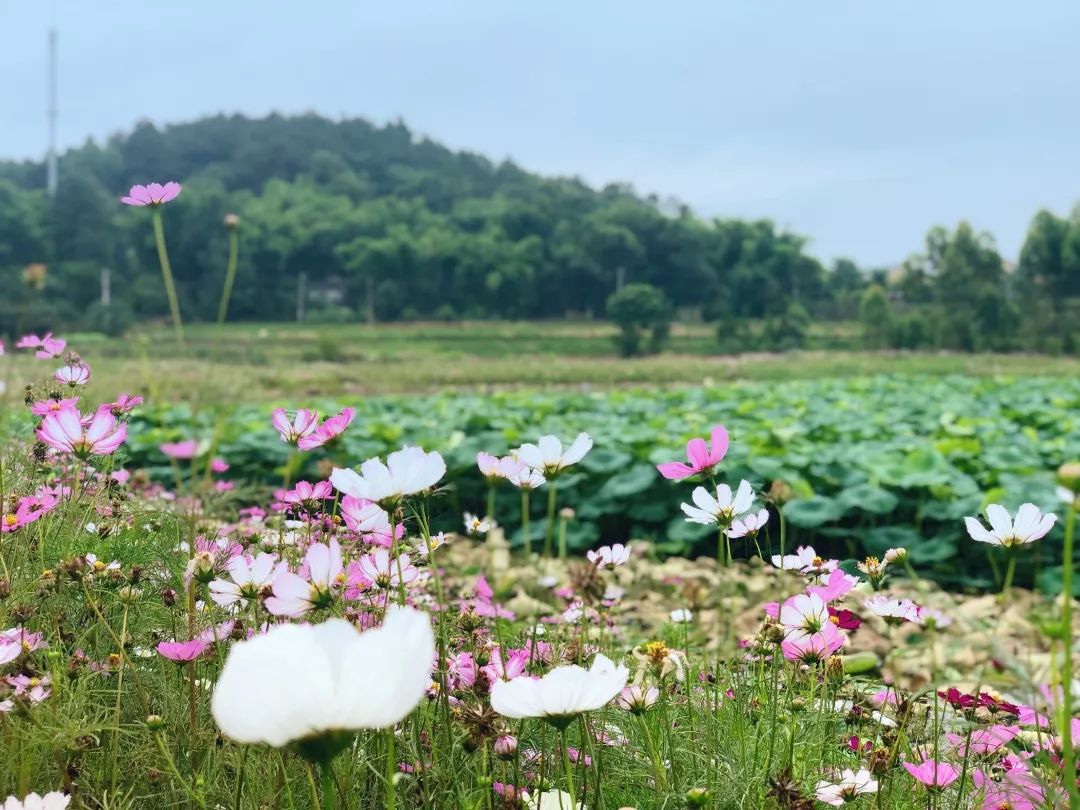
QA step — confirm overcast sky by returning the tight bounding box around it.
[2,1,1078,266]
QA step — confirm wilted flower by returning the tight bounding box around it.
[211,608,434,759]
[656,425,729,480]
[491,654,629,728]
[964,503,1056,547]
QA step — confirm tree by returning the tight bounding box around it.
[606,283,672,357]
[859,285,893,349]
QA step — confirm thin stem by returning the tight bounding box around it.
[999,549,1017,599]
[560,730,578,809]
[320,758,337,810]
[216,229,240,325]
[385,728,397,810]
[521,490,532,557]
[1061,502,1077,806]
[544,481,558,557]
[151,208,185,349]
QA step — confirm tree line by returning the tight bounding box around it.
[0,113,1077,353]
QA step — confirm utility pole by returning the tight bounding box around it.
[46,27,58,197]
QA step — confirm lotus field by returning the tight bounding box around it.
[0,188,1079,810]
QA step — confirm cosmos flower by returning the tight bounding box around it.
[331,446,445,506]
[903,759,961,790]
[964,503,1056,547]
[464,512,492,536]
[614,683,660,714]
[208,553,284,609]
[121,181,182,206]
[105,393,143,415]
[349,549,418,591]
[656,425,729,480]
[807,568,859,603]
[680,480,754,525]
[726,508,769,538]
[515,433,592,477]
[339,497,397,547]
[156,639,210,663]
[506,467,546,489]
[271,408,320,445]
[864,595,921,625]
[29,398,79,417]
[491,654,629,728]
[779,593,830,634]
[586,543,631,569]
[780,623,845,664]
[815,768,878,805]
[160,439,200,460]
[36,407,126,457]
[771,545,820,570]
[54,364,89,387]
[264,540,344,618]
[477,452,526,482]
[0,792,71,810]
[297,408,355,451]
[669,608,694,623]
[211,608,434,757]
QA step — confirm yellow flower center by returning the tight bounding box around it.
[2,514,17,528]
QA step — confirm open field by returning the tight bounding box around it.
[5,321,1080,402]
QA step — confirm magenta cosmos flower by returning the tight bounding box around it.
[156,639,210,663]
[160,439,199,460]
[37,407,126,457]
[657,425,729,480]
[120,181,181,206]
[29,397,79,417]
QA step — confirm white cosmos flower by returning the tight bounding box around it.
[669,608,694,624]
[964,503,1056,548]
[331,446,446,506]
[1,793,71,810]
[680,480,754,525]
[208,553,284,609]
[771,545,819,570]
[586,543,631,569]
[211,608,434,752]
[506,467,546,490]
[524,789,585,810]
[726,508,769,538]
[491,653,629,727]
[815,768,878,805]
[516,433,592,476]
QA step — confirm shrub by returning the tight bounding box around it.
[606,283,672,357]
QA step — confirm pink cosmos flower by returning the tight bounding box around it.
[903,759,961,790]
[210,457,229,474]
[477,452,526,482]
[28,333,67,359]
[587,543,631,569]
[54,364,90,387]
[615,684,660,714]
[264,540,344,617]
[156,639,210,662]
[447,652,478,690]
[481,647,530,685]
[271,408,320,445]
[0,628,49,665]
[657,425,729,480]
[29,397,79,416]
[780,622,845,664]
[350,549,418,591]
[281,480,334,509]
[946,724,1019,756]
[340,496,397,547]
[37,407,126,457]
[1,494,57,534]
[297,407,355,451]
[6,673,52,703]
[972,761,1051,809]
[807,568,859,603]
[779,593,830,634]
[160,439,199,460]
[105,394,143,415]
[121,181,182,206]
[726,507,769,538]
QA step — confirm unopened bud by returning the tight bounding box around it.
[1058,462,1080,495]
[146,714,166,731]
[685,787,712,808]
[223,213,240,229]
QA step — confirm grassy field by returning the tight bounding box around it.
[5,320,1080,403]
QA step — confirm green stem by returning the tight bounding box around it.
[999,549,1016,599]
[544,482,558,557]
[320,759,337,810]
[521,490,532,557]
[558,516,568,562]
[560,730,578,809]
[216,229,240,325]
[151,208,185,350]
[385,729,397,810]
[1062,503,1077,806]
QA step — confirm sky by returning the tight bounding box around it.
[1,1,1078,267]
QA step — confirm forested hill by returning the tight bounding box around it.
[0,113,828,328]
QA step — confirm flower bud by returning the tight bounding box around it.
[223,213,240,229]
[768,479,794,506]
[146,714,166,731]
[883,547,907,563]
[493,734,518,760]
[826,655,845,683]
[685,787,712,808]
[1058,462,1080,495]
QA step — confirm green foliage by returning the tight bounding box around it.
[858,285,893,349]
[605,282,672,356]
[101,374,1079,590]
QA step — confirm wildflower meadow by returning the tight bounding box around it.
[0,182,1078,810]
